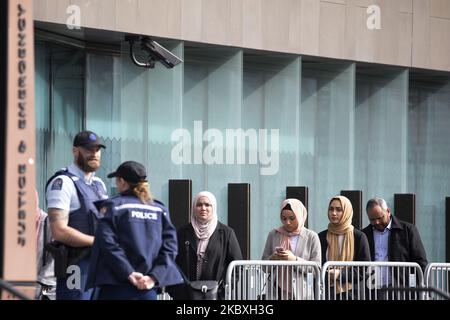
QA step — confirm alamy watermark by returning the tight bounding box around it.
[66,265,81,290]
[171,121,280,176]
[66,5,81,30]
[366,5,381,30]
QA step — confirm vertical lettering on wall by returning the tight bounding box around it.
[2,0,37,291]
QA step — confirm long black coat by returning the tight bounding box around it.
[362,215,428,272]
[176,222,243,284]
[318,228,371,299]
[318,228,371,266]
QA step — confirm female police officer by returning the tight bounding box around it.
[87,161,183,299]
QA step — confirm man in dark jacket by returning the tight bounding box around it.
[362,197,428,299]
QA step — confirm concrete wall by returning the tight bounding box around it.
[34,0,450,71]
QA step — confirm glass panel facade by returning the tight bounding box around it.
[35,41,85,205]
[85,41,183,200]
[300,61,355,233]
[182,46,243,223]
[355,67,409,226]
[243,54,301,258]
[34,37,450,262]
[408,75,450,262]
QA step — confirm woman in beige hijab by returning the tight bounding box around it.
[318,195,370,299]
[262,198,321,300]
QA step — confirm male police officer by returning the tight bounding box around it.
[46,131,108,300]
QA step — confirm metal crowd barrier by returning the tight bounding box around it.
[157,287,172,300]
[0,280,33,300]
[321,261,424,300]
[225,260,321,300]
[424,263,450,300]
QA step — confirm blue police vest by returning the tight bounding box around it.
[46,169,106,235]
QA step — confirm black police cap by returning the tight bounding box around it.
[107,161,147,184]
[73,131,106,149]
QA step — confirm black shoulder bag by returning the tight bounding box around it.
[185,240,219,300]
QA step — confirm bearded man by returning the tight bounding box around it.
[45,130,108,300]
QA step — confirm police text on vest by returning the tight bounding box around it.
[131,211,157,220]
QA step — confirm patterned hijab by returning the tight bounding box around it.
[326,196,355,261]
[275,199,307,251]
[191,191,218,257]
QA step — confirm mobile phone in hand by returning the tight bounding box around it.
[275,246,285,253]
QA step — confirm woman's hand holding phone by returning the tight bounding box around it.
[275,246,285,253]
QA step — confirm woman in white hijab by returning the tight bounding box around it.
[175,191,243,299]
[262,198,321,300]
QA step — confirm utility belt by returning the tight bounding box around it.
[45,241,91,278]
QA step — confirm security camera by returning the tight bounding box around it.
[125,35,183,69]
[141,37,183,69]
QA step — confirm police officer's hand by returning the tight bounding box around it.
[137,275,155,290]
[128,272,144,286]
